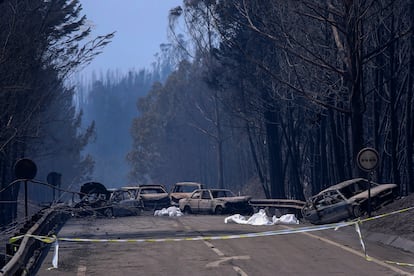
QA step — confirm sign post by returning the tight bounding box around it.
[356,147,379,217]
[47,172,62,202]
[14,158,37,218]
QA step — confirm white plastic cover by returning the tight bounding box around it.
[224,209,299,225]
[154,206,183,217]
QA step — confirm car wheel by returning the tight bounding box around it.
[133,208,142,216]
[215,206,224,215]
[352,205,362,218]
[183,206,192,214]
[104,208,113,218]
[370,198,378,211]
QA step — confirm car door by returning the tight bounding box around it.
[109,190,123,216]
[119,190,139,215]
[317,191,350,223]
[188,191,202,212]
[199,190,213,212]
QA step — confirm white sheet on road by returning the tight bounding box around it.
[224,209,299,225]
[154,206,183,217]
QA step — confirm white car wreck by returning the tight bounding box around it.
[179,188,253,215]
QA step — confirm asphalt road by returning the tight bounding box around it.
[37,214,414,276]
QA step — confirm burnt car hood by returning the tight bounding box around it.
[216,196,251,202]
[140,194,169,200]
[170,193,192,200]
[350,184,397,201]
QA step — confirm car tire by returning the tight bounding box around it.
[104,208,113,218]
[215,206,224,215]
[134,208,142,216]
[370,198,378,211]
[183,206,192,214]
[352,205,362,218]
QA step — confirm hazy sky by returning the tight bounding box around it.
[79,0,182,75]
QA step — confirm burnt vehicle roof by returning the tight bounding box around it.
[175,182,203,186]
[140,184,166,187]
[350,184,398,200]
[123,184,166,189]
[194,188,232,192]
[191,189,251,199]
[107,187,131,192]
[318,178,374,193]
[139,185,167,190]
[79,182,110,199]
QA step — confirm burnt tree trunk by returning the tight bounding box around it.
[265,110,285,198]
[406,0,414,194]
[387,15,401,189]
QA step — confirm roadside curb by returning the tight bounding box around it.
[364,232,414,254]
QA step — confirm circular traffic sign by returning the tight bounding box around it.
[357,148,379,172]
[47,172,61,186]
[14,158,37,180]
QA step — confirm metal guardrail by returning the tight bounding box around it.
[0,206,69,275]
[249,199,306,210]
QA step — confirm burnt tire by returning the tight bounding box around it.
[352,205,362,218]
[183,206,192,214]
[214,205,224,215]
[135,208,143,216]
[104,207,113,218]
[370,198,379,211]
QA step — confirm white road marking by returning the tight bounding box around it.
[206,256,250,268]
[233,265,249,276]
[279,225,414,276]
[203,239,249,275]
[76,265,86,276]
[203,240,225,256]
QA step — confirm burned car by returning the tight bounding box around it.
[79,181,110,202]
[301,178,398,224]
[125,184,170,211]
[75,182,111,216]
[76,183,142,217]
[179,188,252,215]
[169,182,204,206]
[104,188,142,217]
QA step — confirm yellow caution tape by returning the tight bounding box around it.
[56,220,355,243]
[384,261,414,267]
[8,206,414,268]
[353,212,414,267]
[9,234,56,244]
[8,220,357,245]
[9,206,413,245]
[359,206,414,223]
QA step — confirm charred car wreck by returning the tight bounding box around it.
[179,188,253,215]
[75,182,111,217]
[75,182,141,217]
[302,178,398,224]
